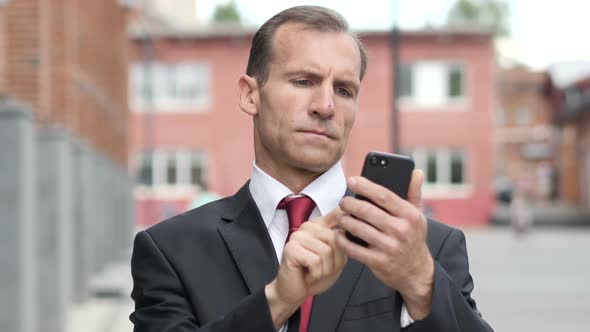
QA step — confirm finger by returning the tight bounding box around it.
[287,240,323,282]
[348,176,416,221]
[338,214,391,250]
[347,176,405,216]
[340,196,411,242]
[330,229,348,270]
[290,229,334,278]
[333,242,347,270]
[300,222,337,247]
[339,196,395,234]
[407,169,424,209]
[335,230,383,267]
[302,222,342,273]
[312,207,345,228]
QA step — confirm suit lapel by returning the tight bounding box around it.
[307,187,363,332]
[217,184,369,331]
[308,259,364,332]
[218,182,279,294]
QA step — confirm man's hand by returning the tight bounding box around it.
[265,209,348,329]
[335,170,434,320]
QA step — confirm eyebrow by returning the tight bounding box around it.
[284,69,321,79]
[285,69,360,94]
[334,78,360,95]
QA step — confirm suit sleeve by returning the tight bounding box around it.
[404,229,494,331]
[129,230,276,332]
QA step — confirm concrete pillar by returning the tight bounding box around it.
[36,126,74,332]
[71,140,94,303]
[93,152,107,272]
[103,158,116,264]
[125,169,136,248]
[112,163,124,259]
[110,160,121,262]
[0,100,38,332]
[118,164,134,256]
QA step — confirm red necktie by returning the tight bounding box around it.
[277,196,316,332]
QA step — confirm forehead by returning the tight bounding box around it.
[269,23,362,80]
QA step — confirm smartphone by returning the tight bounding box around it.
[345,152,415,247]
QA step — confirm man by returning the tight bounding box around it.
[130,6,493,332]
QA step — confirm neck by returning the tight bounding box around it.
[255,159,324,194]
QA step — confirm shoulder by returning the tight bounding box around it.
[141,196,234,247]
[425,218,464,257]
[137,182,252,252]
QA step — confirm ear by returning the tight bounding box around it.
[238,74,259,116]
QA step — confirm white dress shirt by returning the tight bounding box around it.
[248,161,414,330]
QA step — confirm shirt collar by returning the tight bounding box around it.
[249,161,347,229]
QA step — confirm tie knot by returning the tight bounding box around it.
[277,196,316,235]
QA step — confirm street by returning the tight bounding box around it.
[67,227,590,332]
[466,227,590,331]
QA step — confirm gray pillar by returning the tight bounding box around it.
[126,170,136,248]
[113,163,124,259]
[71,139,94,303]
[36,126,74,332]
[108,159,119,263]
[0,100,38,332]
[85,145,99,278]
[93,152,107,272]
[118,164,134,257]
[103,158,114,264]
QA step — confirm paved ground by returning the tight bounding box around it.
[66,226,590,331]
[466,227,590,331]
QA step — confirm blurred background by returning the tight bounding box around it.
[1,0,589,331]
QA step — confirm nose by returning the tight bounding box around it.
[310,83,335,119]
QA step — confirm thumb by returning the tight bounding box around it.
[313,206,344,229]
[407,169,423,209]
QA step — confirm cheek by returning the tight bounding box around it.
[342,108,356,136]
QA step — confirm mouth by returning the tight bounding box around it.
[299,129,334,139]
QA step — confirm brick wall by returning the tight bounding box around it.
[4,0,40,108]
[496,68,555,200]
[0,0,129,165]
[0,7,6,91]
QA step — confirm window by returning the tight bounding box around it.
[131,62,211,111]
[405,148,467,190]
[398,61,466,107]
[165,153,177,185]
[448,64,464,98]
[135,150,208,190]
[450,150,464,184]
[190,152,207,188]
[426,152,437,184]
[136,152,153,185]
[399,63,413,98]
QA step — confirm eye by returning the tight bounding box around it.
[336,87,352,97]
[293,79,313,87]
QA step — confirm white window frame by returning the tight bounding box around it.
[407,147,471,198]
[134,149,208,199]
[398,60,469,111]
[130,61,212,112]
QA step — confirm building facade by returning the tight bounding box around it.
[546,63,590,207]
[0,1,133,331]
[1,0,130,163]
[129,28,495,227]
[495,68,556,202]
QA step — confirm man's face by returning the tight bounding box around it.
[252,23,361,177]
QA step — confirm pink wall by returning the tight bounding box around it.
[130,31,495,227]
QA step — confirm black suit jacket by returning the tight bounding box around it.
[130,182,493,331]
